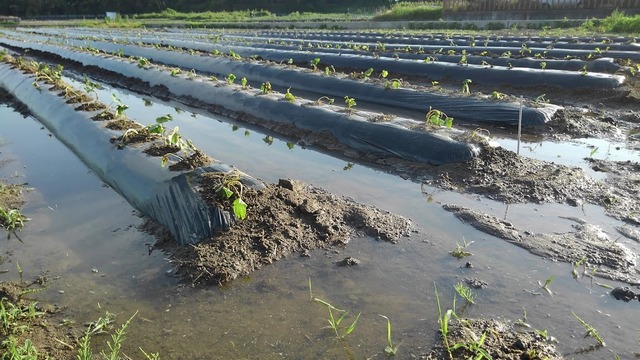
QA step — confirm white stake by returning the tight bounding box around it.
[517,96,523,156]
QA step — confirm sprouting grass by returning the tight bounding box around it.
[434,283,454,360]
[450,238,473,259]
[0,207,26,232]
[379,314,402,356]
[314,298,361,339]
[572,311,605,347]
[454,282,476,305]
[538,276,554,295]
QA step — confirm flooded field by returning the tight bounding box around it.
[1,27,639,359]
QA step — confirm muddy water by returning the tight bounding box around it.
[2,78,640,359]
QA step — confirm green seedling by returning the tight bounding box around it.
[580,65,588,76]
[454,282,476,304]
[260,81,272,94]
[426,108,454,128]
[449,331,492,360]
[83,77,102,101]
[309,57,321,71]
[481,60,490,67]
[572,311,605,347]
[344,96,356,113]
[363,67,374,78]
[434,283,454,360]
[450,238,473,259]
[572,255,588,279]
[110,94,129,119]
[228,50,241,60]
[241,77,248,89]
[137,57,149,68]
[215,170,248,220]
[379,314,402,356]
[538,276,554,295]
[314,298,361,339]
[462,79,472,95]
[284,88,296,102]
[384,79,402,90]
[501,50,512,58]
[519,43,532,57]
[458,50,468,66]
[540,61,547,71]
[226,73,236,85]
[170,68,181,77]
[323,66,336,76]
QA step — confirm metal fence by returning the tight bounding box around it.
[444,0,640,12]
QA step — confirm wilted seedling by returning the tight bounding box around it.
[491,91,506,100]
[215,170,248,220]
[450,238,473,259]
[462,79,472,95]
[315,96,335,105]
[426,108,454,128]
[284,88,296,102]
[534,94,549,104]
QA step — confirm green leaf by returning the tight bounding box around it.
[156,114,173,124]
[233,198,247,220]
[445,117,454,128]
[219,187,233,199]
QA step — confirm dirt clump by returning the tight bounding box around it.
[443,204,640,285]
[424,318,562,360]
[159,178,412,285]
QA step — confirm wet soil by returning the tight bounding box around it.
[156,178,412,285]
[424,318,563,360]
[442,204,639,285]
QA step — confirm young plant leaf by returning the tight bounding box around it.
[233,198,247,220]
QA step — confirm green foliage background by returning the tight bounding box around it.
[0,0,394,18]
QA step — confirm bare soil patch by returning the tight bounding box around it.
[156,178,412,285]
[443,204,640,285]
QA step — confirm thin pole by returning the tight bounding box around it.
[517,96,523,156]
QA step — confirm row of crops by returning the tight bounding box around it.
[0,27,637,245]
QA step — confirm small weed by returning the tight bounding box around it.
[313,298,360,339]
[454,283,476,304]
[538,276,554,295]
[572,311,605,347]
[450,238,473,259]
[572,255,588,279]
[379,314,402,356]
[0,208,27,232]
[449,331,492,360]
[434,283,454,360]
